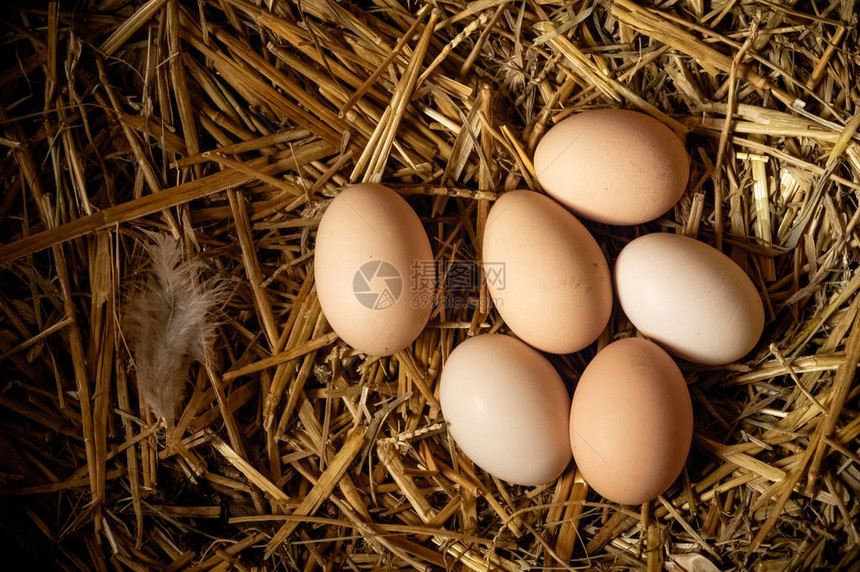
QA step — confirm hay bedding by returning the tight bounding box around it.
[0,0,858,569]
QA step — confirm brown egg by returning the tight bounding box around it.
[482,191,612,354]
[569,338,693,505]
[614,233,765,364]
[314,183,434,356]
[440,334,572,486]
[533,109,689,225]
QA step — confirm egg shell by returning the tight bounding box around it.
[482,190,612,354]
[614,233,765,364]
[533,109,689,225]
[440,334,572,486]
[314,183,434,356]
[569,337,693,505]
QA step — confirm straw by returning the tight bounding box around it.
[0,0,858,569]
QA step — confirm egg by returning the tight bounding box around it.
[533,109,689,225]
[615,233,765,364]
[482,190,612,354]
[440,334,572,486]
[314,183,434,356]
[569,337,693,505]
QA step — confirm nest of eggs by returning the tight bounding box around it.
[0,0,858,570]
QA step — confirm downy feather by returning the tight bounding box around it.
[124,233,222,421]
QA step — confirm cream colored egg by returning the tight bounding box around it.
[614,233,765,364]
[440,334,572,486]
[569,338,693,505]
[314,183,434,356]
[533,109,689,225]
[482,191,612,354]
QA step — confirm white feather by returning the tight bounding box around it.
[124,233,222,421]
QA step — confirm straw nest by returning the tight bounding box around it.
[0,0,858,570]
